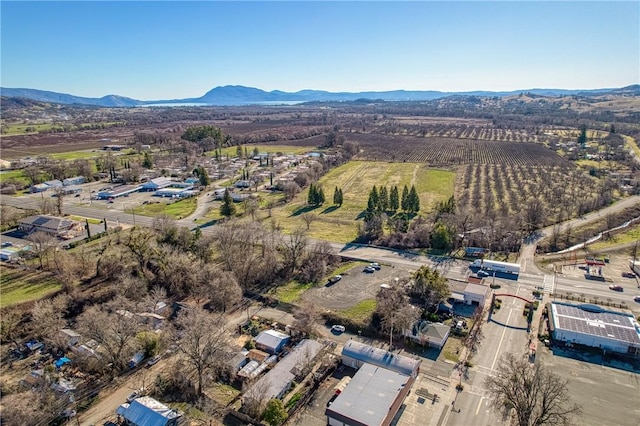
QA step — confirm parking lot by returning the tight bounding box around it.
[537,345,640,426]
[301,261,419,310]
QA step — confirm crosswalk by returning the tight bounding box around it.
[543,274,556,293]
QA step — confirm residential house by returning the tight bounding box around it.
[116,396,182,426]
[403,320,450,350]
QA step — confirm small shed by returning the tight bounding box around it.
[248,348,270,363]
[255,329,290,354]
[59,329,82,347]
[463,283,489,307]
[228,350,249,372]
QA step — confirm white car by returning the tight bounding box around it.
[370,262,381,270]
[331,325,346,333]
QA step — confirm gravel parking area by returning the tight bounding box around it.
[301,262,417,310]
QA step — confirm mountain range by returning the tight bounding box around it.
[1,85,639,107]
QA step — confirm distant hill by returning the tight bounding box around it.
[0,88,140,107]
[1,84,638,107]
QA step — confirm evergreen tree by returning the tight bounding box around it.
[379,186,389,212]
[253,146,259,157]
[577,124,587,147]
[367,186,379,213]
[308,184,317,205]
[333,186,340,205]
[389,186,399,212]
[198,166,210,187]
[236,144,243,158]
[408,185,420,213]
[317,186,325,205]
[220,189,236,218]
[401,185,409,212]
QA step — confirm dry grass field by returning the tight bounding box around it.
[266,161,456,242]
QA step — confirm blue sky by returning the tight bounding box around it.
[1,1,638,100]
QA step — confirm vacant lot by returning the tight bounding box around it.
[126,196,198,219]
[268,161,456,242]
[0,265,61,308]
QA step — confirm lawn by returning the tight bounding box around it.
[588,224,640,251]
[0,265,61,308]
[0,169,29,185]
[337,299,377,323]
[441,335,464,362]
[126,197,197,219]
[271,281,315,304]
[69,215,102,224]
[207,144,314,158]
[266,161,456,242]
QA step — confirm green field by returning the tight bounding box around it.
[207,145,314,158]
[267,161,456,242]
[0,266,61,308]
[588,224,640,251]
[1,123,57,135]
[0,169,29,185]
[337,299,377,323]
[126,197,197,219]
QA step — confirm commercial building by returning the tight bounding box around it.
[18,215,81,237]
[96,185,142,199]
[549,302,640,355]
[341,340,420,377]
[141,177,174,191]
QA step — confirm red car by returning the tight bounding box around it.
[608,285,623,292]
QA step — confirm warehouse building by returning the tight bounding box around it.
[326,341,420,426]
[549,302,640,356]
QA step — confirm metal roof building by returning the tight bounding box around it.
[341,340,420,377]
[254,329,290,354]
[244,339,323,403]
[403,320,450,349]
[549,302,640,355]
[325,363,413,426]
[116,396,182,426]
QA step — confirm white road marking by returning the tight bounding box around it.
[476,397,485,416]
[491,309,512,370]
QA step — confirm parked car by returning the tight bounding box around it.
[126,388,145,403]
[370,262,381,270]
[331,325,346,333]
[622,272,636,278]
[609,285,623,291]
[146,355,161,367]
[1,242,12,248]
[363,266,375,273]
[329,275,342,283]
[634,295,640,303]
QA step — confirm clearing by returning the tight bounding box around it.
[268,161,456,242]
[0,264,61,308]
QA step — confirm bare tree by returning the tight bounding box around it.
[173,308,233,396]
[31,294,70,341]
[279,228,308,276]
[244,198,259,220]
[25,231,57,269]
[376,286,419,347]
[300,212,318,230]
[200,265,243,313]
[0,308,24,347]
[292,302,319,337]
[484,353,581,426]
[53,188,65,215]
[77,301,144,372]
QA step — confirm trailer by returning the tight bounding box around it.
[630,260,640,276]
[470,259,521,276]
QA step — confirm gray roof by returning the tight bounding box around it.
[464,283,489,297]
[19,215,74,231]
[406,320,450,342]
[247,339,323,401]
[254,329,290,351]
[551,302,640,345]
[326,363,411,426]
[342,340,420,376]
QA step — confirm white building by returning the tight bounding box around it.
[463,283,489,307]
[550,302,640,355]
